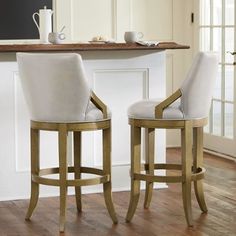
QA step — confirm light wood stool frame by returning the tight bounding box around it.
[25,92,118,232]
[125,89,208,226]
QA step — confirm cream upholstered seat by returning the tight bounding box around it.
[125,52,218,226]
[128,99,184,119]
[17,53,117,232]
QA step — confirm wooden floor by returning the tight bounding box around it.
[0,148,235,236]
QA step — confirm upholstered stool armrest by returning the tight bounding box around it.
[90,91,108,119]
[155,89,182,118]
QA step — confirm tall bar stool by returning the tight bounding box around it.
[125,52,218,226]
[17,53,117,232]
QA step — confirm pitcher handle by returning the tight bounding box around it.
[32,12,40,32]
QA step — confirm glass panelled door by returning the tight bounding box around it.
[197,0,236,157]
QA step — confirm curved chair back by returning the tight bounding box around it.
[180,52,218,119]
[17,53,90,122]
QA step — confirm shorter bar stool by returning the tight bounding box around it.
[125,52,218,226]
[17,53,117,232]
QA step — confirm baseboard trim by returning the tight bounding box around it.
[203,148,236,161]
[166,145,180,148]
[166,146,236,161]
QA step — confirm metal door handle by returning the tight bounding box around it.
[227,51,236,55]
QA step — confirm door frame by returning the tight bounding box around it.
[193,0,236,158]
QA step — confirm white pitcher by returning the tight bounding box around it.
[32,6,53,44]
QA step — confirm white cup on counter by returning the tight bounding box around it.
[124,31,144,43]
[48,32,66,44]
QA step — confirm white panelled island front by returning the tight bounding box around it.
[0,43,189,200]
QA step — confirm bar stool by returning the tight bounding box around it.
[125,52,218,226]
[17,53,117,232]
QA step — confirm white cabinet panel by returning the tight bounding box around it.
[14,73,60,172]
[80,51,166,168]
[72,0,116,41]
[56,0,174,41]
[14,72,30,172]
[131,0,173,40]
[93,69,148,166]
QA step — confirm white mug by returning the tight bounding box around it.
[124,31,144,43]
[48,32,66,44]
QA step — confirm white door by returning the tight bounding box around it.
[194,0,236,158]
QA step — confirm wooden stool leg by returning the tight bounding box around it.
[103,124,118,224]
[74,131,82,212]
[126,125,141,222]
[193,127,208,212]
[181,121,193,226]
[25,128,40,220]
[59,124,68,232]
[144,128,155,209]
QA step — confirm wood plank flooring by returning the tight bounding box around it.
[0,148,235,236]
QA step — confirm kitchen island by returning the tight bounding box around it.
[0,42,189,200]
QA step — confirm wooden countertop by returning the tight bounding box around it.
[0,42,189,53]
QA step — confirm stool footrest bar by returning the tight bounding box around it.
[133,166,205,183]
[32,166,110,187]
[191,167,206,181]
[134,173,182,183]
[142,163,182,171]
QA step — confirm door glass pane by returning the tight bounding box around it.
[213,0,222,25]
[199,0,236,156]
[200,0,210,25]
[213,65,222,99]
[200,28,210,51]
[224,103,234,138]
[225,65,234,101]
[212,100,221,136]
[225,27,234,63]
[213,28,222,61]
[225,0,235,25]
